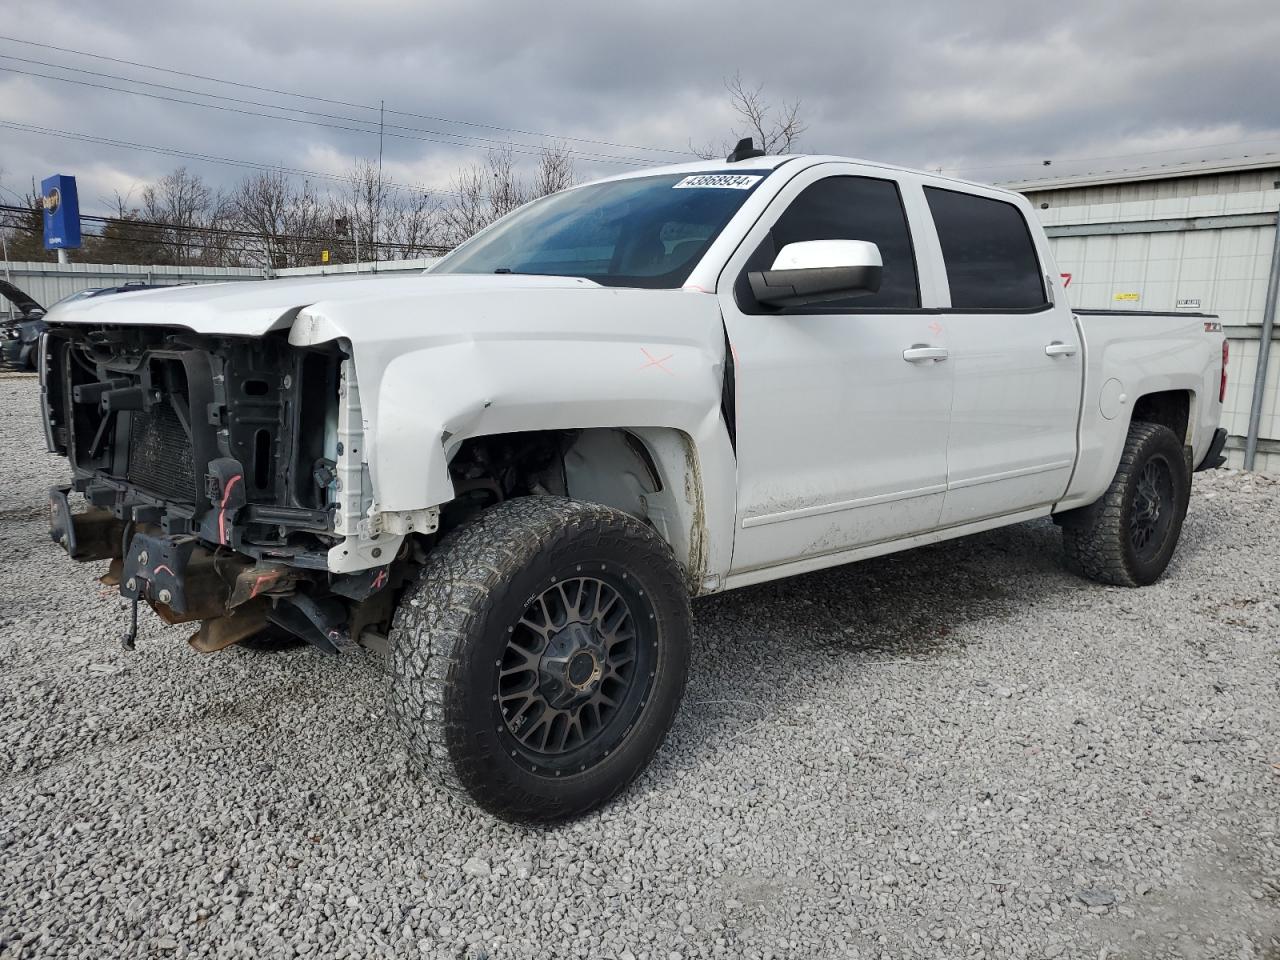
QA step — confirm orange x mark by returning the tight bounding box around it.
[640,347,675,375]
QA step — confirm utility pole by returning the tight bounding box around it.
[375,98,385,271]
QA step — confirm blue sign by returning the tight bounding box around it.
[41,174,81,250]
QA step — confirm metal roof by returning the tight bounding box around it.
[1000,153,1280,192]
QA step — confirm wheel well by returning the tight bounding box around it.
[1131,390,1191,444]
[445,427,665,518]
[442,427,703,585]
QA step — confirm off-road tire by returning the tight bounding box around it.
[388,496,692,824]
[1060,421,1191,587]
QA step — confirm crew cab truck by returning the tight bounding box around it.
[39,145,1229,823]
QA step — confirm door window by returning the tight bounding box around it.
[924,187,1047,310]
[736,176,920,311]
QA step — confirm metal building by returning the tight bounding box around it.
[1011,157,1280,472]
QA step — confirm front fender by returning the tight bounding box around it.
[372,334,727,510]
[287,286,736,576]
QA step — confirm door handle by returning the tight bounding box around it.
[903,345,949,363]
[1045,341,1078,357]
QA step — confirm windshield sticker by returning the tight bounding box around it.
[673,174,762,190]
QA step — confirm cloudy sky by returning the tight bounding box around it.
[1,0,1278,213]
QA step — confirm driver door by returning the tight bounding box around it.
[718,166,953,575]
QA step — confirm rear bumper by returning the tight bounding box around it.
[1195,427,1228,472]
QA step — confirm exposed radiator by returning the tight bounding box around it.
[126,403,196,502]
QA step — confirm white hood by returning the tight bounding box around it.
[44,272,600,336]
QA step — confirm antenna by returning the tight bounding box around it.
[726,137,767,163]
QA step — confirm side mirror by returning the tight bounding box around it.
[748,239,883,308]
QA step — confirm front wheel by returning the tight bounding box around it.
[1059,421,1191,587]
[388,496,692,823]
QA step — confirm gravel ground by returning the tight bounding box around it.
[1,372,1278,960]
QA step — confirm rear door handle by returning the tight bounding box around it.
[903,345,949,363]
[1045,341,1078,357]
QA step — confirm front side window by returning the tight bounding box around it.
[737,175,920,311]
[432,172,770,289]
[924,187,1047,310]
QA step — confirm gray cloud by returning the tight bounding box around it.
[1,0,1277,212]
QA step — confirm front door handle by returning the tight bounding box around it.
[1045,341,1078,357]
[903,345,949,363]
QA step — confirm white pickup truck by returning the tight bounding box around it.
[40,143,1228,822]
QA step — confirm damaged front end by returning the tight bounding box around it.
[41,323,433,653]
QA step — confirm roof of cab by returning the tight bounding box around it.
[589,153,1023,200]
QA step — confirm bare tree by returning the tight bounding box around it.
[382,189,444,260]
[440,146,528,247]
[0,176,47,262]
[3,139,579,268]
[231,169,328,268]
[85,190,168,264]
[140,167,223,265]
[486,145,527,220]
[693,71,808,159]
[532,141,576,198]
[440,160,494,249]
[331,158,386,266]
[439,143,574,248]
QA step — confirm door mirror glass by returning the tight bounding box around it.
[748,239,883,308]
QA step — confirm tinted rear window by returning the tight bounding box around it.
[925,187,1046,310]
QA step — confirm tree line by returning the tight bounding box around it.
[0,142,577,269]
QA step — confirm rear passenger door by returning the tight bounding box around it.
[923,186,1082,526]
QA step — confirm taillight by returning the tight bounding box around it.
[1220,339,1229,404]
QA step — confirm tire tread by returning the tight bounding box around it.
[1060,421,1188,587]
[387,496,690,823]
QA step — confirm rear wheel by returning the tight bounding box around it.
[388,496,691,823]
[1060,421,1190,586]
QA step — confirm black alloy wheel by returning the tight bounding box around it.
[1059,420,1190,587]
[389,496,692,823]
[1128,455,1176,560]
[499,574,655,774]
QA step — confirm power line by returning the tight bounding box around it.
[0,217,300,259]
[0,32,692,157]
[0,217,307,258]
[0,53,666,163]
[0,119,471,200]
[0,202,451,253]
[0,64,657,166]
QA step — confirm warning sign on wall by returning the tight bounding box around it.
[1113,292,1140,302]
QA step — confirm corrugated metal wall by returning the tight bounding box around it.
[1025,184,1280,472]
[0,257,437,321]
[1023,165,1280,206]
[1,260,265,313]
[274,257,438,277]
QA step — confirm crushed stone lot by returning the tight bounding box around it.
[1,371,1278,960]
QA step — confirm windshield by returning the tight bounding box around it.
[432,171,771,288]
